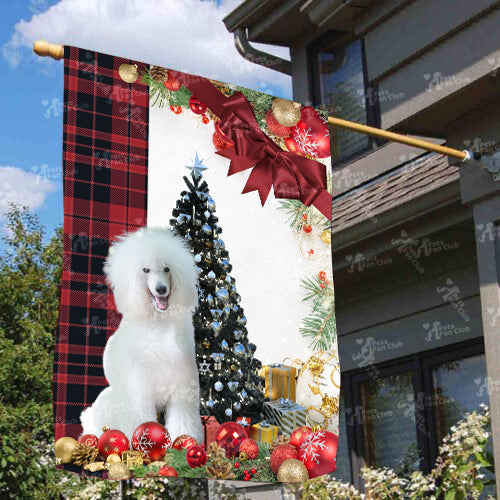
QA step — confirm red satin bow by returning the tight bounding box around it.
[169,72,332,220]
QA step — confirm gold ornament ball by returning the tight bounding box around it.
[55,437,78,464]
[272,98,301,127]
[277,458,309,482]
[108,462,131,480]
[106,453,122,465]
[320,229,331,245]
[119,63,139,83]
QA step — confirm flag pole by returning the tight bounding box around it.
[327,116,469,161]
[31,39,472,163]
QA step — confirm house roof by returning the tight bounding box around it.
[223,0,376,45]
[331,153,460,233]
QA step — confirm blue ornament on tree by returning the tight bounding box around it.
[216,287,229,302]
[233,343,245,356]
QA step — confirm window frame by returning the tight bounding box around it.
[338,337,486,491]
[308,31,383,168]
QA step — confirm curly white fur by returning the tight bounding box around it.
[80,227,203,443]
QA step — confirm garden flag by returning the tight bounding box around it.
[54,46,339,481]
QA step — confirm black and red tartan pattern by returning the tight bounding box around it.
[54,47,149,441]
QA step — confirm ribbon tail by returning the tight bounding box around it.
[242,162,273,206]
[312,189,333,221]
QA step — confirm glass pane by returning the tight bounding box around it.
[359,371,420,474]
[318,39,370,162]
[432,354,488,443]
[331,393,351,483]
[431,354,493,498]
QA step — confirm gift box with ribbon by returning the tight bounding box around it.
[263,398,307,436]
[200,415,220,448]
[236,416,252,437]
[250,420,279,444]
[263,363,296,401]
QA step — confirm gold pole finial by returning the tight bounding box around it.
[33,40,64,60]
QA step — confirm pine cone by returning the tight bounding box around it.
[270,435,290,452]
[209,79,232,97]
[72,443,99,467]
[206,459,236,480]
[207,442,226,460]
[150,65,168,83]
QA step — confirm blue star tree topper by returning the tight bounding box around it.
[185,152,208,180]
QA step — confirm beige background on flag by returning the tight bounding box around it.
[148,104,331,365]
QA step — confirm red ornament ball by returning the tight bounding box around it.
[172,434,198,451]
[215,422,247,458]
[299,430,338,478]
[189,95,208,115]
[289,426,313,451]
[186,445,207,468]
[213,121,234,151]
[170,105,182,114]
[98,427,130,459]
[234,462,240,469]
[158,465,178,477]
[270,444,299,474]
[291,107,330,158]
[303,224,312,233]
[244,475,250,481]
[132,421,172,462]
[318,271,327,281]
[78,434,98,448]
[251,468,257,474]
[265,109,292,138]
[202,115,210,124]
[283,136,304,156]
[239,438,259,460]
[320,283,325,289]
[164,73,181,91]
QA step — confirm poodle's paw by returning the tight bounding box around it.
[80,406,101,437]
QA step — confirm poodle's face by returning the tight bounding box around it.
[104,227,198,320]
[141,263,172,313]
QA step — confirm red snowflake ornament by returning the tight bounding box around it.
[291,107,330,159]
[299,430,338,478]
[131,421,172,462]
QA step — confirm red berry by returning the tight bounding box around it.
[243,470,249,475]
[244,476,250,481]
[303,224,312,233]
[251,468,257,474]
[170,105,182,114]
[302,213,308,220]
[202,115,209,124]
[234,462,240,468]
[325,279,330,285]
[320,283,325,289]
[318,271,327,281]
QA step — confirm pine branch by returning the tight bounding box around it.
[278,199,330,232]
[140,69,192,109]
[299,303,336,351]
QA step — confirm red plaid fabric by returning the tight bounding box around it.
[54,47,149,441]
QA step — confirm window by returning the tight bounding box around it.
[310,34,380,164]
[334,340,489,490]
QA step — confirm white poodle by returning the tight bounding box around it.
[80,227,203,443]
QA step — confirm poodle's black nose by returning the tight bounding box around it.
[156,285,167,295]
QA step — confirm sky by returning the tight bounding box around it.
[0,0,291,248]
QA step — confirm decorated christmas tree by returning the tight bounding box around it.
[170,154,265,423]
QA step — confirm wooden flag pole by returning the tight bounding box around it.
[327,116,469,161]
[32,39,471,163]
